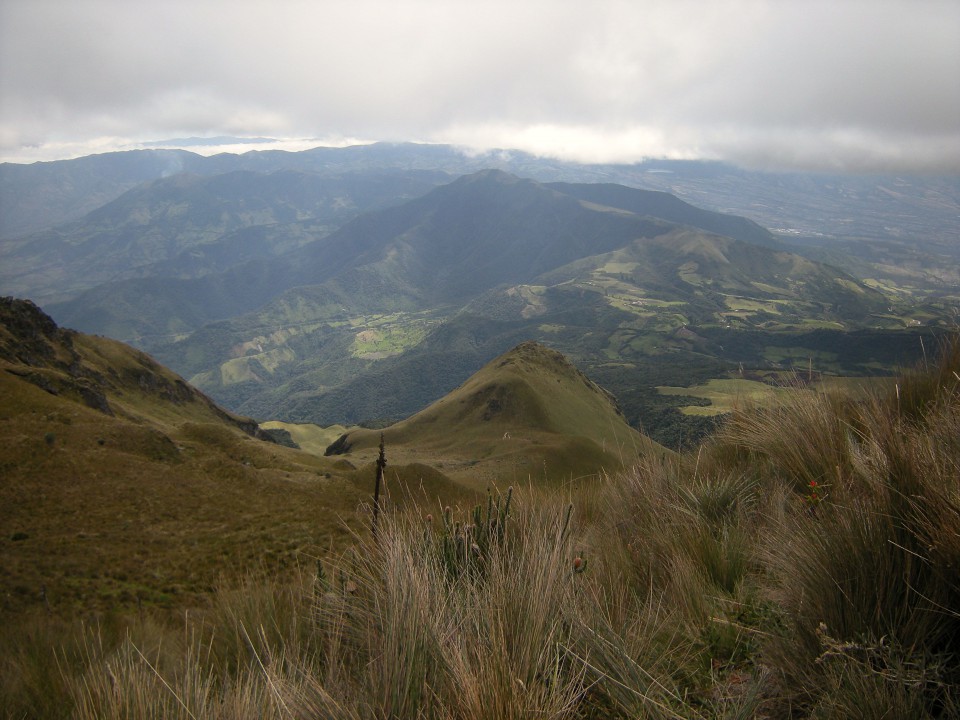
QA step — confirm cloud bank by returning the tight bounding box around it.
[1,0,958,171]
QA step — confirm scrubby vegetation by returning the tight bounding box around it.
[3,335,959,718]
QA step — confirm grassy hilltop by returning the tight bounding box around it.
[324,341,667,491]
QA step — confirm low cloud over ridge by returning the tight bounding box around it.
[1,0,957,172]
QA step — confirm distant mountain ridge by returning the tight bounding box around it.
[5,142,955,255]
[0,149,203,238]
[283,170,682,305]
[546,181,780,249]
[44,170,792,340]
[59,169,888,432]
[3,149,948,444]
[0,168,446,302]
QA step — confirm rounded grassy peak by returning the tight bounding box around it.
[327,341,667,472]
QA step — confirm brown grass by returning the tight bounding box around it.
[0,371,366,617]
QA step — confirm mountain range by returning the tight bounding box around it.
[0,168,446,302]
[2,143,954,447]
[53,169,927,440]
[4,142,957,275]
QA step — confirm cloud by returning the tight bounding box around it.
[1,0,958,171]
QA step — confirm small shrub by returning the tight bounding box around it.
[430,485,513,580]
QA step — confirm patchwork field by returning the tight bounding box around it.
[658,374,895,415]
[658,378,791,415]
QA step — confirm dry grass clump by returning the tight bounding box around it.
[706,334,960,717]
[4,491,698,719]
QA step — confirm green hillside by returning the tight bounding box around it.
[0,298,366,615]
[546,180,782,248]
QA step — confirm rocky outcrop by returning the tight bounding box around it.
[1,296,274,440]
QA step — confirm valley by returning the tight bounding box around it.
[3,145,954,451]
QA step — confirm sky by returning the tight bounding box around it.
[1,0,958,172]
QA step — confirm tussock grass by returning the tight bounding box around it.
[4,334,959,718]
[707,334,960,716]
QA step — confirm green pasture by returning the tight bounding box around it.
[260,421,355,456]
[658,378,792,415]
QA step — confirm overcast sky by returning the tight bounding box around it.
[1,0,958,172]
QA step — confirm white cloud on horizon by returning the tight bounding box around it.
[0,135,376,165]
[1,0,958,172]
